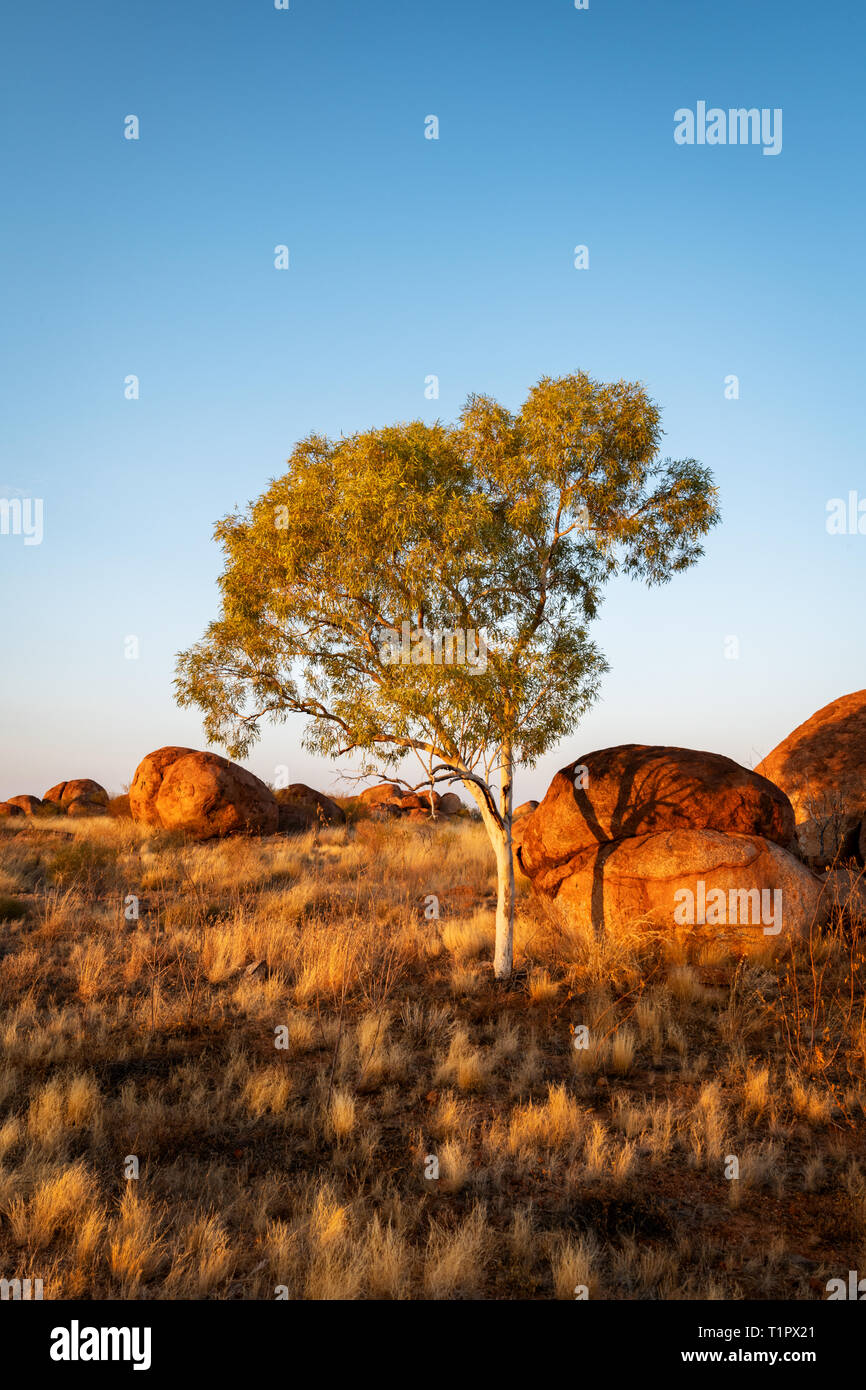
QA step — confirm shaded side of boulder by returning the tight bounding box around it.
[819,867,866,924]
[521,745,796,879]
[7,795,42,815]
[535,828,821,945]
[756,690,866,862]
[155,752,278,840]
[398,791,442,813]
[358,783,404,808]
[0,801,25,818]
[129,747,196,826]
[275,784,346,833]
[67,800,106,818]
[41,780,109,813]
[511,819,533,883]
[438,792,465,815]
[61,779,109,809]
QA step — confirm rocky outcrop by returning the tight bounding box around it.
[6,795,42,815]
[129,748,195,827]
[358,784,404,811]
[358,782,463,821]
[398,791,442,813]
[756,691,866,866]
[41,780,109,816]
[519,746,813,941]
[146,751,278,840]
[521,745,795,881]
[535,827,820,942]
[275,784,346,833]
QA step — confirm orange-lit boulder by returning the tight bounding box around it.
[67,800,105,818]
[154,752,278,840]
[538,828,820,943]
[359,783,404,809]
[275,784,346,833]
[521,745,795,880]
[129,748,195,827]
[42,780,109,813]
[756,691,866,863]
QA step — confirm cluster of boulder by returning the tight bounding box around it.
[0,747,468,842]
[511,692,866,942]
[126,749,466,841]
[357,783,465,821]
[129,748,280,838]
[513,745,821,942]
[2,692,863,944]
[0,779,109,820]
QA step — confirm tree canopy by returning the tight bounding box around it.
[175,372,720,977]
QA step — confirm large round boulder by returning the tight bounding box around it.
[509,805,540,884]
[520,745,795,880]
[539,828,821,944]
[41,779,108,811]
[6,795,42,815]
[755,691,866,864]
[62,779,108,809]
[398,791,442,813]
[0,801,25,819]
[154,752,278,840]
[438,792,465,816]
[129,747,195,827]
[359,783,404,809]
[275,784,346,833]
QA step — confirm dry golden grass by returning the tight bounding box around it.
[0,812,863,1299]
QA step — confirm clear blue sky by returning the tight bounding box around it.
[1,0,863,802]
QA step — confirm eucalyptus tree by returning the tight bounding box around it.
[175,373,719,978]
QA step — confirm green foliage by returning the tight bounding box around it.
[175,373,719,816]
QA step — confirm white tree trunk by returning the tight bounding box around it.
[492,825,515,979]
[494,740,515,979]
[459,744,515,980]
